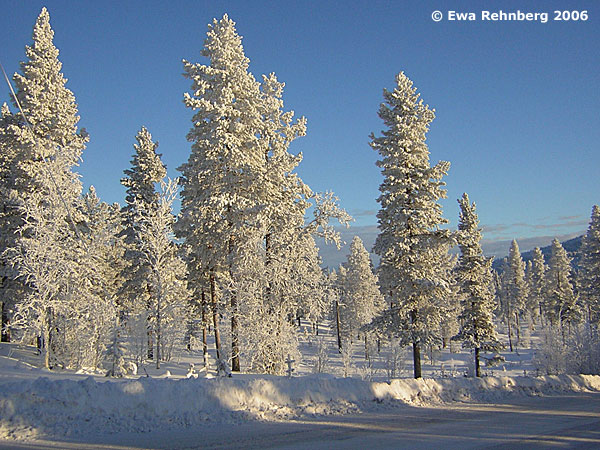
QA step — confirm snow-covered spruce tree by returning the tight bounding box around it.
[178,17,349,374]
[8,8,86,206]
[338,236,384,346]
[0,103,25,342]
[177,14,265,372]
[528,247,546,324]
[503,240,528,350]
[579,206,600,325]
[545,238,579,329]
[132,178,188,369]
[452,193,500,377]
[6,8,88,368]
[119,127,166,360]
[370,72,454,379]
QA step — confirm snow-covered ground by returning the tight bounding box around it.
[1,322,599,448]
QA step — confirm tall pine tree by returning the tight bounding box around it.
[370,72,453,378]
[453,193,499,377]
[503,240,528,350]
[119,127,167,360]
[178,16,349,374]
[579,206,600,325]
[177,15,265,372]
[5,8,88,368]
[545,239,579,327]
[528,247,546,323]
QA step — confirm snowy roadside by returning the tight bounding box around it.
[1,372,599,441]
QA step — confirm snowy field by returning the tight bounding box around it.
[1,322,600,449]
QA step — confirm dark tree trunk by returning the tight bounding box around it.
[507,302,513,352]
[1,300,10,342]
[228,231,240,372]
[410,309,422,378]
[44,307,53,369]
[231,292,240,372]
[335,300,342,353]
[156,290,161,370]
[210,273,222,361]
[515,312,521,350]
[201,290,208,368]
[475,346,481,377]
[412,341,422,379]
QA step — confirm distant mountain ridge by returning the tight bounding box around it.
[492,235,583,271]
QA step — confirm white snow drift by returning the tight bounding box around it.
[1,373,599,441]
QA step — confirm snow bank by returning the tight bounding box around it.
[1,373,599,440]
[372,374,600,404]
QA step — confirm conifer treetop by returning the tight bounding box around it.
[12,7,87,175]
[121,126,166,210]
[579,205,600,323]
[371,72,450,244]
[369,72,454,357]
[457,193,483,257]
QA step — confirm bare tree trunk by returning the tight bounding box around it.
[410,309,422,378]
[156,288,161,370]
[1,297,11,342]
[229,233,240,372]
[43,307,52,369]
[515,312,521,351]
[231,300,240,372]
[475,346,481,377]
[210,273,222,361]
[201,290,208,369]
[412,341,421,379]
[231,291,240,372]
[507,302,513,352]
[335,299,342,353]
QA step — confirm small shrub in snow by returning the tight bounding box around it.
[312,337,330,374]
[340,340,353,378]
[357,359,379,381]
[384,341,406,380]
[533,325,600,375]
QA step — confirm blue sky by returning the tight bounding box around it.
[1,0,598,264]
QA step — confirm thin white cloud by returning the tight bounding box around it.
[350,209,378,218]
